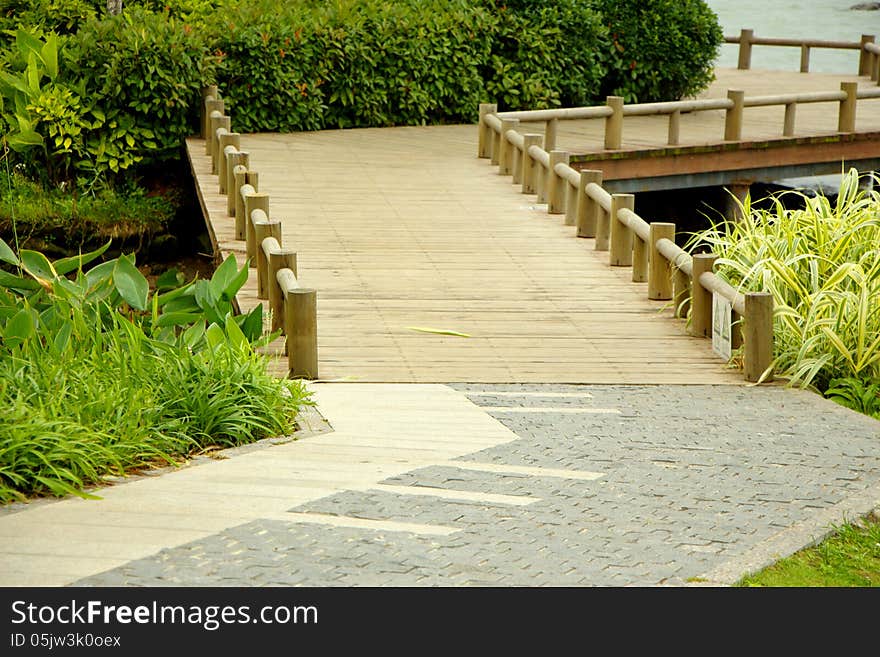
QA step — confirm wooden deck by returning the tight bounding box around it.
[189,68,879,384]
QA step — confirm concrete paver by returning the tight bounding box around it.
[2,383,865,588]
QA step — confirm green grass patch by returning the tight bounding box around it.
[737,512,880,587]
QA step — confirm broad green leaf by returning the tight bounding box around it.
[86,258,116,288]
[7,129,43,152]
[20,249,57,286]
[161,296,200,314]
[205,322,226,350]
[41,33,58,80]
[156,281,195,307]
[156,268,184,291]
[53,240,111,276]
[0,270,41,292]
[210,254,239,292]
[52,321,72,355]
[0,238,19,267]
[155,311,204,328]
[225,313,248,352]
[238,304,264,342]
[3,307,35,347]
[182,320,206,350]
[113,256,149,311]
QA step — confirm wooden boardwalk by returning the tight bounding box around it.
[189,68,880,384]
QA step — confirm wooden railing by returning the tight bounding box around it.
[478,111,775,383]
[726,29,879,78]
[480,82,880,155]
[200,85,318,380]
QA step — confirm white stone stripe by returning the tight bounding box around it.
[436,460,605,481]
[371,484,539,507]
[267,512,459,536]
[461,390,593,399]
[480,406,621,414]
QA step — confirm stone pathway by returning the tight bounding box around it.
[48,384,880,587]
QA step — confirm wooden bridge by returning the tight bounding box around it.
[189,46,880,385]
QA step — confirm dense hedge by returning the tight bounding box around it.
[1,0,722,183]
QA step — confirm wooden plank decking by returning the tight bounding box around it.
[189,68,879,384]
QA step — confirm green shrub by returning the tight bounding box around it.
[482,0,605,111]
[63,7,213,169]
[593,0,722,102]
[0,237,310,503]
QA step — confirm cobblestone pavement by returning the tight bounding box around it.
[75,385,880,587]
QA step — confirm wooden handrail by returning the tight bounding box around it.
[198,84,320,380]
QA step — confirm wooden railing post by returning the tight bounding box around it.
[233,166,249,239]
[783,103,797,137]
[255,219,282,299]
[218,133,240,194]
[521,135,542,194]
[244,192,269,267]
[201,86,218,139]
[512,142,523,185]
[544,118,558,152]
[838,81,858,132]
[604,96,624,150]
[668,110,680,146]
[673,268,690,319]
[737,28,754,70]
[287,288,318,379]
[689,254,716,338]
[536,160,546,204]
[799,45,811,73]
[744,291,774,383]
[269,250,297,333]
[491,123,501,166]
[632,227,648,283]
[577,170,602,238]
[227,151,249,217]
[859,35,876,76]
[724,90,745,141]
[499,118,519,176]
[203,99,223,153]
[547,150,569,215]
[609,193,634,267]
[564,177,578,227]
[210,113,230,171]
[478,103,497,158]
[648,223,676,299]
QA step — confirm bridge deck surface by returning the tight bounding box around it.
[189,68,878,384]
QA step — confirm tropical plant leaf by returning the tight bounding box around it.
[20,249,57,288]
[0,238,19,267]
[113,256,149,311]
[53,240,111,276]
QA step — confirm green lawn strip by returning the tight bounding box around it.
[737,512,880,587]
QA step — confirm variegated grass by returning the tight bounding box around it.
[688,169,880,390]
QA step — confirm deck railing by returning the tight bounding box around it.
[199,85,318,380]
[726,29,879,77]
[481,82,880,155]
[479,116,775,383]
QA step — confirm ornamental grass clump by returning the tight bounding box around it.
[690,169,880,391]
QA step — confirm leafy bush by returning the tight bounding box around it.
[687,169,880,390]
[482,0,605,111]
[593,0,722,102]
[0,237,310,503]
[63,7,212,168]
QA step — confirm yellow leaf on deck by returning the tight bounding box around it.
[406,326,471,338]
